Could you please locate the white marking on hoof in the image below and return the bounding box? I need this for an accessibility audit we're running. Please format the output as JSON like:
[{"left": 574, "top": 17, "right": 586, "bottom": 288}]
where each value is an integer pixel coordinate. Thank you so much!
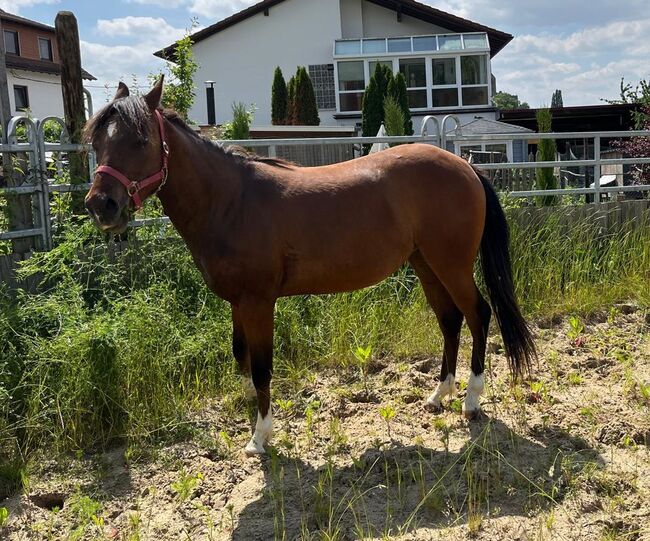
[
  {"left": 242, "top": 376, "right": 256, "bottom": 399},
  {"left": 463, "top": 372, "right": 485, "bottom": 419},
  {"left": 426, "top": 374, "right": 456, "bottom": 409},
  {"left": 245, "top": 409, "right": 273, "bottom": 457}
]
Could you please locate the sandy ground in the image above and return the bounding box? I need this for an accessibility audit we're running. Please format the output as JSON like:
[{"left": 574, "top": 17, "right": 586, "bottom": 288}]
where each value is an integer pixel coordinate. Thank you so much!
[{"left": 2, "top": 307, "right": 649, "bottom": 541}]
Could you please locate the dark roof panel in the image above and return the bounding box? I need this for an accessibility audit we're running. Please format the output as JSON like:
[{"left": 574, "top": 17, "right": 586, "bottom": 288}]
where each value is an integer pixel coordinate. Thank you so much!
[
  {"left": 0, "top": 9, "right": 55, "bottom": 32},
  {"left": 154, "top": 0, "right": 513, "bottom": 60},
  {"left": 6, "top": 54, "right": 96, "bottom": 81}
]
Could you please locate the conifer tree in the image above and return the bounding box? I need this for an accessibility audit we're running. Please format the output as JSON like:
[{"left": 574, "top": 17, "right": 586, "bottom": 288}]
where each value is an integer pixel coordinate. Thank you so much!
[{"left": 271, "top": 67, "right": 288, "bottom": 125}]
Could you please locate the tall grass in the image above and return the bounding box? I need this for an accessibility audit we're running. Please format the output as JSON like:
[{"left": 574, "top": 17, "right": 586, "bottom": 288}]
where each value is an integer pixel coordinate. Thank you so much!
[{"left": 0, "top": 204, "right": 648, "bottom": 488}]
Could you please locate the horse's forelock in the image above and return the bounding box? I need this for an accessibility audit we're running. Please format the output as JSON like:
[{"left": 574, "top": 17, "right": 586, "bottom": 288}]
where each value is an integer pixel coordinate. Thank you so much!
[{"left": 84, "top": 96, "right": 152, "bottom": 145}]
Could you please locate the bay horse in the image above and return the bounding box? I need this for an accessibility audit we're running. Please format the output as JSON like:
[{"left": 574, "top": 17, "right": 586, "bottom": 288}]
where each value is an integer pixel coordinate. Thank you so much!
[{"left": 84, "top": 78, "right": 535, "bottom": 456}]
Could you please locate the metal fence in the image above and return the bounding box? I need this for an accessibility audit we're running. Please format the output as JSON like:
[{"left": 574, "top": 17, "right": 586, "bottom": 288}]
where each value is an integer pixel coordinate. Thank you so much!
[{"left": 1, "top": 113, "right": 649, "bottom": 252}]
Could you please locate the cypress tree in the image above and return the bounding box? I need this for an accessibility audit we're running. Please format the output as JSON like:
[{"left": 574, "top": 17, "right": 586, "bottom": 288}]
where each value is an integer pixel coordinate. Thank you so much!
[
  {"left": 293, "top": 66, "right": 320, "bottom": 125},
  {"left": 362, "top": 64, "right": 393, "bottom": 152},
  {"left": 271, "top": 67, "right": 288, "bottom": 125},
  {"left": 551, "top": 89, "right": 564, "bottom": 108},
  {"left": 383, "top": 95, "right": 405, "bottom": 146},
  {"left": 388, "top": 72, "right": 413, "bottom": 135},
  {"left": 535, "top": 108, "right": 558, "bottom": 206},
  {"left": 287, "top": 75, "right": 297, "bottom": 125}
]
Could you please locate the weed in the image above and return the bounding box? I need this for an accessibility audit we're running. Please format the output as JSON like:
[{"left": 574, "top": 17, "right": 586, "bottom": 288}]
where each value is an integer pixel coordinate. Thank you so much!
[
  {"left": 568, "top": 315, "right": 585, "bottom": 341},
  {"left": 0, "top": 507, "right": 7, "bottom": 527},
  {"left": 379, "top": 404, "right": 396, "bottom": 440},
  {"left": 171, "top": 469, "right": 203, "bottom": 502},
  {"left": 354, "top": 345, "right": 372, "bottom": 397}
]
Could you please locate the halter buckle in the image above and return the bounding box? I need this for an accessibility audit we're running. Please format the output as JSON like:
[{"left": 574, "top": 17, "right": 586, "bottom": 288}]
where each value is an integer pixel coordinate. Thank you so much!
[{"left": 127, "top": 182, "right": 139, "bottom": 197}]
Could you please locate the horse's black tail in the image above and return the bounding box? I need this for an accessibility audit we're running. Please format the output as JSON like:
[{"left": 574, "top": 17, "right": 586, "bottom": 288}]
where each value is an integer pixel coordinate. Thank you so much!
[{"left": 474, "top": 166, "right": 536, "bottom": 378}]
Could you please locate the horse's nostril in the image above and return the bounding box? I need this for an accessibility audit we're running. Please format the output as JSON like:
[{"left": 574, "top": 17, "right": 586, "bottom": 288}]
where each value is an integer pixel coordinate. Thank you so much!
[{"left": 105, "top": 197, "right": 118, "bottom": 216}]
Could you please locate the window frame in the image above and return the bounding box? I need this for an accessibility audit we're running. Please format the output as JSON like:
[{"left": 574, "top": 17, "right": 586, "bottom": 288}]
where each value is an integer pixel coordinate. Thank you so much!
[
  {"left": 13, "top": 85, "right": 29, "bottom": 111},
  {"left": 455, "top": 141, "right": 513, "bottom": 163},
  {"left": 335, "top": 51, "right": 493, "bottom": 114},
  {"left": 38, "top": 37, "right": 53, "bottom": 61},
  {"left": 4, "top": 29, "right": 20, "bottom": 55}
]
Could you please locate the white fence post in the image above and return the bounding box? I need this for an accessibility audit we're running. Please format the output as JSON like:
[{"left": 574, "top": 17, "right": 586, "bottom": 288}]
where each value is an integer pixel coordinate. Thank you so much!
[{"left": 593, "top": 135, "right": 602, "bottom": 204}]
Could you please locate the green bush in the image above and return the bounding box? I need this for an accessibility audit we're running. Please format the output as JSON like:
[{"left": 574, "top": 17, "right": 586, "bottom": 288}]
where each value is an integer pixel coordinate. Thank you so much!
[
  {"left": 383, "top": 96, "right": 405, "bottom": 142},
  {"left": 535, "top": 108, "right": 558, "bottom": 206},
  {"left": 271, "top": 67, "right": 288, "bottom": 125}
]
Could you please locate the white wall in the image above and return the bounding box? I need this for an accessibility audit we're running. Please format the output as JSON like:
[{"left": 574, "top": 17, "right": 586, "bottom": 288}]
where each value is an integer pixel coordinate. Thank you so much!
[
  {"left": 190, "top": 0, "right": 342, "bottom": 126},
  {"left": 360, "top": 1, "right": 450, "bottom": 37},
  {"left": 7, "top": 70, "right": 64, "bottom": 119},
  {"left": 340, "top": 0, "right": 363, "bottom": 38}
]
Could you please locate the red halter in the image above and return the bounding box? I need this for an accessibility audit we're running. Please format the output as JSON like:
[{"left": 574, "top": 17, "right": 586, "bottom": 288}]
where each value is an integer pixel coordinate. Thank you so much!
[{"left": 94, "top": 109, "right": 170, "bottom": 211}]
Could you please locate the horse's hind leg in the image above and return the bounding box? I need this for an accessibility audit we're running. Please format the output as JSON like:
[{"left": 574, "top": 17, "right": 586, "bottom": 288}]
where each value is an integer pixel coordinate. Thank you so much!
[
  {"left": 231, "top": 305, "right": 256, "bottom": 399},
  {"left": 430, "top": 265, "right": 492, "bottom": 419},
  {"left": 410, "top": 252, "right": 463, "bottom": 411}
]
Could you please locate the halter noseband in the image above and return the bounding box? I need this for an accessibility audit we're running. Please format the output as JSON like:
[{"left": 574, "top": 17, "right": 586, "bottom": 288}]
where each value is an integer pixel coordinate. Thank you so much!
[{"left": 94, "top": 109, "right": 170, "bottom": 211}]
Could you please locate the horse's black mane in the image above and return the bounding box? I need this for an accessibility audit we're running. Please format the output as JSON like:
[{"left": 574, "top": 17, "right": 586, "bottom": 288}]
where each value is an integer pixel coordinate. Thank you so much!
[{"left": 83, "top": 95, "right": 295, "bottom": 169}]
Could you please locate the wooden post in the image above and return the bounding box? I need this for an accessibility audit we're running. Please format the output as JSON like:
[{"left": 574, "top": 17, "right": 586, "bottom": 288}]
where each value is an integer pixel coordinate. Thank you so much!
[
  {"left": 55, "top": 11, "right": 88, "bottom": 213},
  {"left": 0, "top": 18, "right": 36, "bottom": 255}
]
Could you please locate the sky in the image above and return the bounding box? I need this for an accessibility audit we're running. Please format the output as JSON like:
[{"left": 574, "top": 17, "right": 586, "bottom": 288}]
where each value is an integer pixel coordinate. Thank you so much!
[{"left": 1, "top": 0, "right": 649, "bottom": 110}]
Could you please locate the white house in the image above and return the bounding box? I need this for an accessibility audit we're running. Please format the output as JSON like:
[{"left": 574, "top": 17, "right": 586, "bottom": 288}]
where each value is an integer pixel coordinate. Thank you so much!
[
  {"left": 155, "top": 0, "right": 513, "bottom": 134},
  {"left": 1, "top": 9, "right": 95, "bottom": 119}
]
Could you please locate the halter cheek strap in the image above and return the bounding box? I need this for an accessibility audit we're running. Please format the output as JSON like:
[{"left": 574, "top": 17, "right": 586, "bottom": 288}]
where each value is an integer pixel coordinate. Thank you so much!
[{"left": 94, "top": 109, "right": 170, "bottom": 211}]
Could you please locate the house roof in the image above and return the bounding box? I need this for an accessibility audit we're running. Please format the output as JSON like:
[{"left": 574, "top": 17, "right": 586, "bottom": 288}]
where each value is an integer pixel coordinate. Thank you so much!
[
  {"left": 6, "top": 54, "right": 97, "bottom": 81},
  {"left": 0, "top": 10, "right": 96, "bottom": 80},
  {"left": 448, "top": 117, "right": 534, "bottom": 135},
  {"left": 0, "top": 8, "right": 55, "bottom": 32},
  {"left": 154, "top": 0, "right": 513, "bottom": 60},
  {"left": 499, "top": 104, "right": 641, "bottom": 133}
]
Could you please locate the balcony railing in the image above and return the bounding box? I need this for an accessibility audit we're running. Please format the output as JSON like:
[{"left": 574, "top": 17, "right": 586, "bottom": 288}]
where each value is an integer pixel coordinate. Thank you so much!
[{"left": 334, "top": 32, "right": 489, "bottom": 57}]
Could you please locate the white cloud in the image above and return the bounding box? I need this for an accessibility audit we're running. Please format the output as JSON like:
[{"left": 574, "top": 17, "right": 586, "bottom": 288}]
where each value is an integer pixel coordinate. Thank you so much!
[
  {"left": 97, "top": 16, "right": 185, "bottom": 38},
  {"left": 0, "top": 0, "right": 59, "bottom": 14},
  {"left": 187, "top": 0, "right": 256, "bottom": 20},
  {"left": 492, "top": 17, "right": 650, "bottom": 107}
]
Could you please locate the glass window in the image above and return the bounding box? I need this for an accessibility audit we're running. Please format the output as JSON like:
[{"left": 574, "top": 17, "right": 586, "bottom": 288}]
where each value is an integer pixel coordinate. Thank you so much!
[
  {"left": 407, "top": 89, "right": 428, "bottom": 109},
  {"left": 387, "top": 37, "right": 411, "bottom": 53},
  {"left": 462, "top": 87, "right": 489, "bottom": 106},
  {"left": 464, "top": 34, "right": 488, "bottom": 49},
  {"left": 439, "top": 35, "right": 462, "bottom": 51},
  {"left": 461, "top": 56, "right": 487, "bottom": 85},
  {"left": 362, "top": 39, "right": 386, "bottom": 54},
  {"left": 413, "top": 36, "right": 437, "bottom": 52},
  {"left": 38, "top": 37, "right": 52, "bottom": 61},
  {"left": 339, "top": 92, "right": 364, "bottom": 112},
  {"left": 432, "top": 88, "right": 459, "bottom": 107},
  {"left": 369, "top": 60, "right": 392, "bottom": 77},
  {"left": 14, "top": 85, "right": 28, "bottom": 110},
  {"left": 399, "top": 58, "right": 426, "bottom": 88},
  {"left": 432, "top": 58, "right": 456, "bottom": 86},
  {"left": 337, "top": 61, "right": 364, "bottom": 91},
  {"left": 335, "top": 40, "right": 360, "bottom": 55},
  {"left": 4, "top": 30, "right": 19, "bottom": 55}
]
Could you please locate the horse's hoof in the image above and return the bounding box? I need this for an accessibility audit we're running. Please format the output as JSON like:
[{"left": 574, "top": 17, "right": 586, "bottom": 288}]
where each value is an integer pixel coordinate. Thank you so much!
[
  {"left": 244, "top": 438, "right": 266, "bottom": 456},
  {"left": 463, "top": 407, "right": 483, "bottom": 421},
  {"left": 424, "top": 399, "right": 444, "bottom": 414}
]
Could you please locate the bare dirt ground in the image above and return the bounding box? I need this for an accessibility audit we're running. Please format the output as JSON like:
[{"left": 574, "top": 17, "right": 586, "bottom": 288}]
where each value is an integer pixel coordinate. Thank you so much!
[{"left": 3, "top": 307, "right": 650, "bottom": 541}]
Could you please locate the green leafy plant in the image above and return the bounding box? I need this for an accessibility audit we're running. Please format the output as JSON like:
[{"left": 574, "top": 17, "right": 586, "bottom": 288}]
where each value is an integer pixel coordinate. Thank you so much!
[
  {"left": 383, "top": 95, "right": 405, "bottom": 144},
  {"left": 379, "top": 404, "right": 396, "bottom": 440},
  {"left": 0, "top": 507, "right": 8, "bottom": 527},
  {"left": 221, "top": 102, "right": 255, "bottom": 140},
  {"left": 568, "top": 315, "right": 585, "bottom": 341},
  {"left": 171, "top": 469, "right": 203, "bottom": 502},
  {"left": 353, "top": 344, "right": 372, "bottom": 397},
  {"left": 535, "top": 108, "right": 558, "bottom": 206},
  {"left": 153, "top": 20, "right": 199, "bottom": 121}
]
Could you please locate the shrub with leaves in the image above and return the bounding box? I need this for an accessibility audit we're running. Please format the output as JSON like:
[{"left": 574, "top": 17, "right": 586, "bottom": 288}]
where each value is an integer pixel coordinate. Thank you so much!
[
  {"left": 383, "top": 96, "right": 405, "bottom": 144},
  {"left": 221, "top": 103, "right": 255, "bottom": 140}
]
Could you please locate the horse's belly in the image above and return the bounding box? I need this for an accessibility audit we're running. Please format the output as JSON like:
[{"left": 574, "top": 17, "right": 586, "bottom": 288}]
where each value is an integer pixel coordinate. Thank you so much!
[{"left": 279, "top": 246, "right": 410, "bottom": 296}]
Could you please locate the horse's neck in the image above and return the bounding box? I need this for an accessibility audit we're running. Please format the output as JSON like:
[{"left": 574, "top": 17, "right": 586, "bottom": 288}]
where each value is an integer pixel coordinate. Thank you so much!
[{"left": 157, "top": 123, "right": 243, "bottom": 244}]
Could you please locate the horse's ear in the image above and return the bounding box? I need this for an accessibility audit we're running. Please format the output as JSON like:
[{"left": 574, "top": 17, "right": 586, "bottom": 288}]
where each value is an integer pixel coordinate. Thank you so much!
[
  {"left": 114, "top": 82, "right": 129, "bottom": 100},
  {"left": 145, "top": 75, "right": 164, "bottom": 111}
]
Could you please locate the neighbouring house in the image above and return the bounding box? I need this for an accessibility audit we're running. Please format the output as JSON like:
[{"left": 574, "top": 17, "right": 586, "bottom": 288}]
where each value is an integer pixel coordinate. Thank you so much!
[
  {"left": 155, "top": 0, "right": 513, "bottom": 135},
  {"left": 1, "top": 9, "right": 96, "bottom": 119},
  {"left": 500, "top": 103, "right": 643, "bottom": 187}
]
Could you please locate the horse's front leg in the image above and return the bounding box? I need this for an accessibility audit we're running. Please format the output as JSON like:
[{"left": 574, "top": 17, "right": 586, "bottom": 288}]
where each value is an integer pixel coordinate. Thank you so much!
[
  {"left": 231, "top": 304, "right": 255, "bottom": 399},
  {"left": 237, "top": 298, "right": 276, "bottom": 456}
]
